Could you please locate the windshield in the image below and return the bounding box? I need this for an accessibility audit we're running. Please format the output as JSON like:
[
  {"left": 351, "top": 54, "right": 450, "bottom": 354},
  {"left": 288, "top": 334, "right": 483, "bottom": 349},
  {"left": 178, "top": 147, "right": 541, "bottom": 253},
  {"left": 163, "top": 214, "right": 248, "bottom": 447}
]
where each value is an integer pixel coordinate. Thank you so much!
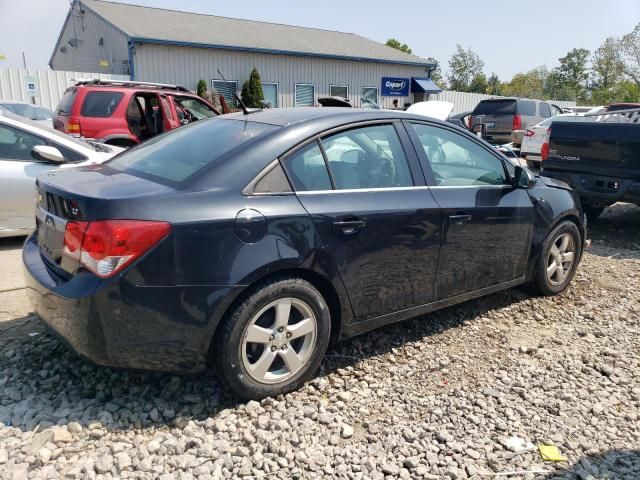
[
  {"left": 174, "top": 97, "right": 218, "bottom": 121},
  {"left": 108, "top": 118, "right": 277, "bottom": 183}
]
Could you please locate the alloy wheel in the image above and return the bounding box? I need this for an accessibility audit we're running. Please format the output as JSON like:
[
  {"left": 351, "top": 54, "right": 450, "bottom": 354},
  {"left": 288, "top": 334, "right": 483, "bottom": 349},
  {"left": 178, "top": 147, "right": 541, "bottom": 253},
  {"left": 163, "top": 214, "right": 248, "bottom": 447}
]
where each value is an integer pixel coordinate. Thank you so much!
[
  {"left": 546, "top": 233, "right": 576, "bottom": 286},
  {"left": 241, "top": 298, "right": 317, "bottom": 384}
]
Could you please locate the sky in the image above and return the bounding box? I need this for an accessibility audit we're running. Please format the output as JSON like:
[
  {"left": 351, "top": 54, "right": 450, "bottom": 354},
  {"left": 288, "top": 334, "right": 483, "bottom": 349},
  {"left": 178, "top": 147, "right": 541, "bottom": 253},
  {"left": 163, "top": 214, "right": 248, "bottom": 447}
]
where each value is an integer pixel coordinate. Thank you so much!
[{"left": 0, "top": 0, "right": 638, "bottom": 81}]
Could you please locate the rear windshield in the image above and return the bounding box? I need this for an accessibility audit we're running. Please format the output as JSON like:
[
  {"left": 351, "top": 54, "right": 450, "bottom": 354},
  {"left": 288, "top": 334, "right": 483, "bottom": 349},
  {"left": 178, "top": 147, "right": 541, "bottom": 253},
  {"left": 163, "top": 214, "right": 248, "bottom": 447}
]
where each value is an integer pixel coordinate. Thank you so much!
[
  {"left": 517, "top": 100, "right": 536, "bottom": 116},
  {"left": 473, "top": 99, "right": 516, "bottom": 115},
  {"left": 108, "top": 118, "right": 278, "bottom": 183},
  {"left": 80, "top": 91, "right": 124, "bottom": 117},
  {"left": 55, "top": 89, "right": 77, "bottom": 115}
]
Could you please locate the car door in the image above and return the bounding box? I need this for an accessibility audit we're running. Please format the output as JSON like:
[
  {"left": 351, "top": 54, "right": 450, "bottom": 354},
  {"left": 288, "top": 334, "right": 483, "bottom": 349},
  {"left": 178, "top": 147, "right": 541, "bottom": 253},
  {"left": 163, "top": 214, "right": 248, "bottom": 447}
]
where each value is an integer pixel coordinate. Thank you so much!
[
  {"left": 0, "top": 123, "right": 57, "bottom": 233},
  {"left": 405, "top": 121, "right": 535, "bottom": 300},
  {"left": 282, "top": 121, "right": 442, "bottom": 321}
]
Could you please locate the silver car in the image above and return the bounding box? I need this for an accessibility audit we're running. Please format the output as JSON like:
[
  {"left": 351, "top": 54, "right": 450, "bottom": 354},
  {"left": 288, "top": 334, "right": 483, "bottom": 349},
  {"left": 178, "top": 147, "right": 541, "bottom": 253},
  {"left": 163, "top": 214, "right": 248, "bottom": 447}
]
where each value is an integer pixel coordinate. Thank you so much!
[{"left": 0, "top": 110, "right": 122, "bottom": 238}]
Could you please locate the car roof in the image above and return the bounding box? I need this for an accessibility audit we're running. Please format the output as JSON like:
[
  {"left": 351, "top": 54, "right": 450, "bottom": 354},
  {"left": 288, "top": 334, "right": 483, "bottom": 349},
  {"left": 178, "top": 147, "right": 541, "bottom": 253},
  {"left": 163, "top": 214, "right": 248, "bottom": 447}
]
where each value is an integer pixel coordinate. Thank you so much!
[{"left": 223, "top": 107, "right": 441, "bottom": 127}]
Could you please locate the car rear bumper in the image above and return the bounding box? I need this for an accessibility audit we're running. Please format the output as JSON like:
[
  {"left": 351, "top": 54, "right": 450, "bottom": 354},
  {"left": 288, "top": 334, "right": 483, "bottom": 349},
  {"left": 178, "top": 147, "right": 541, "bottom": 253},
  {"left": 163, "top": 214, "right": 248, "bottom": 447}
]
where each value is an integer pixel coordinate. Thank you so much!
[
  {"left": 484, "top": 132, "right": 512, "bottom": 145},
  {"left": 541, "top": 170, "right": 640, "bottom": 206},
  {"left": 22, "top": 234, "right": 241, "bottom": 374}
]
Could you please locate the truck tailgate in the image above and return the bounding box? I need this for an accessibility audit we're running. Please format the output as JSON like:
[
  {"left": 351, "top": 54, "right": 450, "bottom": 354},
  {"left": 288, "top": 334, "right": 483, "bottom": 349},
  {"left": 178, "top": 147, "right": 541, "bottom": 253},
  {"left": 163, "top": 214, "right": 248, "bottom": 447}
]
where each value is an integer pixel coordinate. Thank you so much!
[{"left": 545, "top": 122, "right": 640, "bottom": 179}]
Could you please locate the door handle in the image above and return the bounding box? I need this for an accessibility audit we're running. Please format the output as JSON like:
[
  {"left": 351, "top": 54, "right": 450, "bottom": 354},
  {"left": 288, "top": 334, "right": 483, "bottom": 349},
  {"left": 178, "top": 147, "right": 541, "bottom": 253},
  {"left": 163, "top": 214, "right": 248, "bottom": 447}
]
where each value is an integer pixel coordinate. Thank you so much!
[
  {"left": 333, "top": 219, "right": 366, "bottom": 234},
  {"left": 449, "top": 214, "right": 472, "bottom": 226}
]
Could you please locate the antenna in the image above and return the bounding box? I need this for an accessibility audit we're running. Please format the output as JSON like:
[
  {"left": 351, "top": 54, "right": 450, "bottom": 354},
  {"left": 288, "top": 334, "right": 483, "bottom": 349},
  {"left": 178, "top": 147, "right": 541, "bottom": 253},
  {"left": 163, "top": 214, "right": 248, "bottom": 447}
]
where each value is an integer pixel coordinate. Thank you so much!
[{"left": 217, "top": 69, "right": 250, "bottom": 115}]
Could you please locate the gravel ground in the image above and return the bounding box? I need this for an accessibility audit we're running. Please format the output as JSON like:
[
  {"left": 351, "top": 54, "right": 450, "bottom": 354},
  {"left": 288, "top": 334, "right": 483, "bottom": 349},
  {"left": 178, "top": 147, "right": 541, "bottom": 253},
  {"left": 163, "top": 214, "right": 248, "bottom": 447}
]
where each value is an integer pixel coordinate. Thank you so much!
[{"left": 1, "top": 204, "right": 639, "bottom": 480}]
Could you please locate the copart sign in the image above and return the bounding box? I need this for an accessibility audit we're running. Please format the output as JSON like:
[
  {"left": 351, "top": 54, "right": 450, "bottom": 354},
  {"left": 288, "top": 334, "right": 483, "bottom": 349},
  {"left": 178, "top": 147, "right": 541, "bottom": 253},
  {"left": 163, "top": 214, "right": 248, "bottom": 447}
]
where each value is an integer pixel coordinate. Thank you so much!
[{"left": 381, "top": 77, "right": 410, "bottom": 97}]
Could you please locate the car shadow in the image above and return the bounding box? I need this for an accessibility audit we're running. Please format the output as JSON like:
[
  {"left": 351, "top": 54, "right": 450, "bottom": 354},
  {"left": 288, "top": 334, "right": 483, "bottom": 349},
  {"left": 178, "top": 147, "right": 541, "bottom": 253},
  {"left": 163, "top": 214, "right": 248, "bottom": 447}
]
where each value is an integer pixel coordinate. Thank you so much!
[
  {"left": 0, "top": 236, "right": 26, "bottom": 252},
  {"left": 587, "top": 203, "right": 640, "bottom": 257},
  {"left": 541, "top": 450, "right": 640, "bottom": 479},
  {"left": 0, "top": 286, "right": 530, "bottom": 433}
]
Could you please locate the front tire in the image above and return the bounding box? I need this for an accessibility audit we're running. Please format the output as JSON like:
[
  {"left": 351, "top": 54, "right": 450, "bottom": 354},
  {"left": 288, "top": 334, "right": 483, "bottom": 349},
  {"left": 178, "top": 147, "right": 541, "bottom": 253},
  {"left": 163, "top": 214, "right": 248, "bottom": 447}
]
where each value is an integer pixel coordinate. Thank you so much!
[
  {"left": 532, "top": 221, "right": 582, "bottom": 296},
  {"left": 214, "top": 277, "right": 331, "bottom": 399}
]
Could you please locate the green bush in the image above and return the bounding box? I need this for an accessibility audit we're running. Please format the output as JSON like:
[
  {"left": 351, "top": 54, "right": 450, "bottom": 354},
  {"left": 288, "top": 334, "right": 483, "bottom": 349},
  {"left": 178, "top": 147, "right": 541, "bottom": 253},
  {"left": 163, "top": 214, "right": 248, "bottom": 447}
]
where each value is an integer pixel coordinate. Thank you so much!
[
  {"left": 197, "top": 79, "right": 208, "bottom": 98},
  {"left": 240, "top": 68, "right": 265, "bottom": 108}
]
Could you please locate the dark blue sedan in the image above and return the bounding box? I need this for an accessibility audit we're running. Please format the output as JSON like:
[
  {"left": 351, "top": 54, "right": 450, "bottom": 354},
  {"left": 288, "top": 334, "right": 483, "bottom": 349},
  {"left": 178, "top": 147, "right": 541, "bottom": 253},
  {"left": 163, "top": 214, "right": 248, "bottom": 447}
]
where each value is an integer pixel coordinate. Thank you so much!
[{"left": 23, "top": 108, "right": 585, "bottom": 399}]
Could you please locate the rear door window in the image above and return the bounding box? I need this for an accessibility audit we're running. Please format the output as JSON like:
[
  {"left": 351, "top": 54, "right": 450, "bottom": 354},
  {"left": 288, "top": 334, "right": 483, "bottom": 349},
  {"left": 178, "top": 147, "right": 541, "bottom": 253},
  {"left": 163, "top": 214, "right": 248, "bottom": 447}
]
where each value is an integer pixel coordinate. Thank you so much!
[
  {"left": 473, "top": 100, "right": 516, "bottom": 115},
  {"left": 80, "top": 91, "right": 124, "bottom": 117},
  {"left": 321, "top": 124, "right": 414, "bottom": 189},
  {"left": 55, "top": 89, "right": 77, "bottom": 115},
  {"left": 108, "top": 118, "right": 277, "bottom": 183},
  {"left": 539, "top": 103, "right": 551, "bottom": 118},
  {"left": 517, "top": 101, "right": 537, "bottom": 116}
]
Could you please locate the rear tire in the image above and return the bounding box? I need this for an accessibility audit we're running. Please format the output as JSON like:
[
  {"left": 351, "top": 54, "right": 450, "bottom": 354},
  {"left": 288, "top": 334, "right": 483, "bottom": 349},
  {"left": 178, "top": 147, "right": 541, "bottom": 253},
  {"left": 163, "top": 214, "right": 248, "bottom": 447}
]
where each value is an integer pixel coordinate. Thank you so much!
[
  {"left": 214, "top": 277, "right": 331, "bottom": 399},
  {"left": 532, "top": 221, "right": 581, "bottom": 296}
]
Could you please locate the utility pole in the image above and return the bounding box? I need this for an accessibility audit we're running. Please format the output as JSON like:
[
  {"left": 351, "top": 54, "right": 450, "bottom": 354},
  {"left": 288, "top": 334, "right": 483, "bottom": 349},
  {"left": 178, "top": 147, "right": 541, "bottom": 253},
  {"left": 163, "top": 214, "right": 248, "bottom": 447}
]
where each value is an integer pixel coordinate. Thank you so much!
[{"left": 22, "top": 52, "right": 27, "bottom": 69}]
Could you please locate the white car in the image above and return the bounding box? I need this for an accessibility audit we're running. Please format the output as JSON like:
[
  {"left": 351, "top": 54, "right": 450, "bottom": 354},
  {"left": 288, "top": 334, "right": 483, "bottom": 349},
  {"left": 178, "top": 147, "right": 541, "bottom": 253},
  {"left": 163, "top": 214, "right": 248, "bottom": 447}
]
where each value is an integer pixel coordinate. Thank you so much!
[
  {"left": 0, "top": 110, "right": 122, "bottom": 238},
  {"left": 0, "top": 100, "right": 54, "bottom": 128},
  {"left": 520, "top": 113, "right": 584, "bottom": 167}
]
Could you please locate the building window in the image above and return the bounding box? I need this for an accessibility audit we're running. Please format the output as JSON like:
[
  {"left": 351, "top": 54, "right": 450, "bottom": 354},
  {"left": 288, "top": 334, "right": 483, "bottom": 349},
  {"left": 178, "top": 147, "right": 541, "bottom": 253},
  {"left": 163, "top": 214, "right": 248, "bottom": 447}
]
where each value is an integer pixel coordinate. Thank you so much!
[
  {"left": 361, "top": 87, "right": 379, "bottom": 108},
  {"left": 295, "top": 84, "right": 315, "bottom": 107},
  {"left": 329, "top": 85, "right": 349, "bottom": 99},
  {"left": 212, "top": 80, "right": 238, "bottom": 107},
  {"left": 261, "top": 82, "right": 278, "bottom": 108}
]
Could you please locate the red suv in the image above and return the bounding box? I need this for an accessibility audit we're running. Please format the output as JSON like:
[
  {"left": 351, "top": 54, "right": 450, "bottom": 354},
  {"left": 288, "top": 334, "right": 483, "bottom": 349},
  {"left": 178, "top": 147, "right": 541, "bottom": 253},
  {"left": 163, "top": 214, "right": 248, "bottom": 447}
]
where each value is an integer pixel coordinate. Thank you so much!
[{"left": 53, "top": 80, "right": 223, "bottom": 147}]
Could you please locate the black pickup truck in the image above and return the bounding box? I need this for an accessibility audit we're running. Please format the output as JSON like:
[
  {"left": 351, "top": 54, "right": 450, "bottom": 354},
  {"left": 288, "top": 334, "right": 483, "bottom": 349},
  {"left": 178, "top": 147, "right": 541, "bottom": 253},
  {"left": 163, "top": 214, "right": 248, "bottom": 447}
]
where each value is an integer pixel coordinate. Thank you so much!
[{"left": 540, "top": 108, "right": 640, "bottom": 219}]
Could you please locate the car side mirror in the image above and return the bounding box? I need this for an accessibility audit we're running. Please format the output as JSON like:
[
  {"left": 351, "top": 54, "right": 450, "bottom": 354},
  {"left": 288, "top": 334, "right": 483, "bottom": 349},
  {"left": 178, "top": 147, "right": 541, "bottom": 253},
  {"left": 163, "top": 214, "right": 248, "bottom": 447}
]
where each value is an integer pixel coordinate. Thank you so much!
[
  {"left": 514, "top": 165, "right": 536, "bottom": 189},
  {"left": 32, "top": 145, "right": 64, "bottom": 164},
  {"left": 472, "top": 123, "right": 486, "bottom": 139}
]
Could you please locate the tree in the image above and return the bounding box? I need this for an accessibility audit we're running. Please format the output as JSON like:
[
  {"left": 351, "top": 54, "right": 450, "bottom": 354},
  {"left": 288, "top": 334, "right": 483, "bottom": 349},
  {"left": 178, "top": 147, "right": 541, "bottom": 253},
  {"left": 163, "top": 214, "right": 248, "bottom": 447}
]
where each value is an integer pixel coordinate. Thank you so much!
[
  {"left": 621, "top": 23, "right": 640, "bottom": 86},
  {"left": 196, "top": 79, "right": 208, "bottom": 98},
  {"left": 469, "top": 73, "right": 488, "bottom": 94},
  {"left": 385, "top": 38, "right": 412, "bottom": 55},
  {"left": 240, "top": 67, "right": 265, "bottom": 108},
  {"left": 557, "top": 48, "right": 591, "bottom": 101},
  {"left": 591, "top": 37, "right": 625, "bottom": 104},
  {"left": 426, "top": 57, "right": 445, "bottom": 87},
  {"left": 501, "top": 67, "right": 547, "bottom": 99},
  {"left": 487, "top": 73, "right": 501, "bottom": 95},
  {"left": 447, "top": 44, "right": 484, "bottom": 92}
]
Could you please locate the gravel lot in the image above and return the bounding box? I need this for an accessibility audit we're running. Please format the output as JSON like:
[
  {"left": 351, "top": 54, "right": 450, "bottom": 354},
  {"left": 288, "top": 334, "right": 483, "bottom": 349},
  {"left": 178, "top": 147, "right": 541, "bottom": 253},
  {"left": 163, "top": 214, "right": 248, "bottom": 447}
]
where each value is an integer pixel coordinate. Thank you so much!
[{"left": 1, "top": 203, "right": 639, "bottom": 480}]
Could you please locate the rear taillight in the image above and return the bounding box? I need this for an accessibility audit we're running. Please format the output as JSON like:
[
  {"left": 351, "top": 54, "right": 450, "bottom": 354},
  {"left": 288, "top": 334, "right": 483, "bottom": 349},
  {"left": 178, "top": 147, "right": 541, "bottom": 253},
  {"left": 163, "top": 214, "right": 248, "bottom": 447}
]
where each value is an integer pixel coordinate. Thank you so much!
[
  {"left": 513, "top": 114, "right": 522, "bottom": 131},
  {"left": 63, "top": 220, "right": 171, "bottom": 278},
  {"left": 468, "top": 116, "right": 474, "bottom": 130},
  {"left": 525, "top": 129, "right": 535, "bottom": 137},
  {"left": 67, "top": 117, "right": 82, "bottom": 137},
  {"left": 541, "top": 128, "right": 551, "bottom": 161}
]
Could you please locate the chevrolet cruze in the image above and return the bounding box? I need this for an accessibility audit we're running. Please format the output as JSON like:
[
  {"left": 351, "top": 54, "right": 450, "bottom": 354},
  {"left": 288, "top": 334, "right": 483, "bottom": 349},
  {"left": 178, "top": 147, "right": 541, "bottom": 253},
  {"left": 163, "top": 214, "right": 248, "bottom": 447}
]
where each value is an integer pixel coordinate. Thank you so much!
[{"left": 23, "top": 108, "right": 585, "bottom": 399}]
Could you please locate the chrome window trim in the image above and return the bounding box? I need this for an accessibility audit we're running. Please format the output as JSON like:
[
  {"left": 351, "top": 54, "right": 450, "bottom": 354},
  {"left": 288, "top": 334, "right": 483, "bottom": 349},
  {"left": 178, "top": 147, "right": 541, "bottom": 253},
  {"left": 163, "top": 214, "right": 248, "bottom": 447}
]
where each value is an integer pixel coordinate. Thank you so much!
[{"left": 295, "top": 184, "right": 512, "bottom": 195}]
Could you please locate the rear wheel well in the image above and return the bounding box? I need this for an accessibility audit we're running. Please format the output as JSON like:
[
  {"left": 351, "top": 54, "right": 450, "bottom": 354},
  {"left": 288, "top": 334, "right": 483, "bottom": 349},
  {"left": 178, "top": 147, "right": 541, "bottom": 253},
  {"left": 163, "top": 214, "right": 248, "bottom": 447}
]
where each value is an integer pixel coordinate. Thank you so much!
[{"left": 211, "top": 269, "right": 343, "bottom": 355}]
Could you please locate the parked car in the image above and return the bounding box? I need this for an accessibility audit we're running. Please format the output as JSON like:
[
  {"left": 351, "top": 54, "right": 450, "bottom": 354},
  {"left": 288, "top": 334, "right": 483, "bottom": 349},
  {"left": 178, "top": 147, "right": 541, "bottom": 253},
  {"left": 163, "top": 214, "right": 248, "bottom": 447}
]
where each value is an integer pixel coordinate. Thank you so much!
[
  {"left": 0, "top": 101, "right": 54, "bottom": 127},
  {"left": 24, "top": 108, "right": 585, "bottom": 399},
  {"left": 469, "top": 98, "right": 564, "bottom": 147},
  {"left": 520, "top": 113, "right": 584, "bottom": 168},
  {"left": 0, "top": 109, "right": 121, "bottom": 238},
  {"left": 53, "top": 80, "right": 222, "bottom": 147},
  {"left": 447, "top": 110, "right": 472, "bottom": 130},
  {"left": 541, "top": 107, "right": 640, "bottom": 219}
]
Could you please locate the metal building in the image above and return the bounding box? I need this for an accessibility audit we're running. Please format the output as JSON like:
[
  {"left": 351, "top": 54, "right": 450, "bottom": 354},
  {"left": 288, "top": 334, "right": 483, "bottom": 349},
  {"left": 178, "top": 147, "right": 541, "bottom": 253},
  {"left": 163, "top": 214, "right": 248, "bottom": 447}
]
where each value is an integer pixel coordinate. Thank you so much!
[{"left": 51, "top": 0, "right": 441, "bottom": 109}]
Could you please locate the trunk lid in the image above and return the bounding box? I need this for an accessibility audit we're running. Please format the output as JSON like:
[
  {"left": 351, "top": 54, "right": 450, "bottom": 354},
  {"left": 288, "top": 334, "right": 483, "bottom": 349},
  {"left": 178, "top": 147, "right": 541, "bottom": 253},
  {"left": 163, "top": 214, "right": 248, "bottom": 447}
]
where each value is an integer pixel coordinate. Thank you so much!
[{"left": 35, "top": 164, "right": 175, "bottom": 276}]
